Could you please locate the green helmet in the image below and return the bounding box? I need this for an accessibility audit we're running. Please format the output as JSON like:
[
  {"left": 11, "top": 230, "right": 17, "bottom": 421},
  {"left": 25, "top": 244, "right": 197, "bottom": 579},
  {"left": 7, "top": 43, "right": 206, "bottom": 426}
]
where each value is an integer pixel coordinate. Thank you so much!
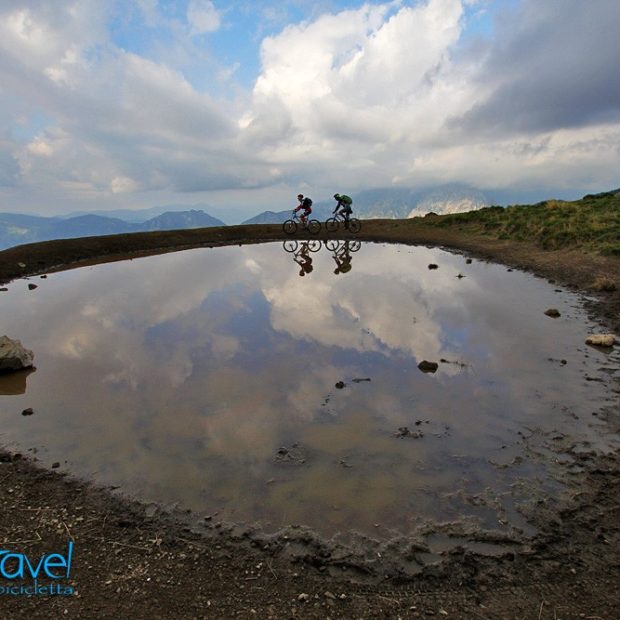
[{"left": 334, "top": 193, "right": 340, "bottom": 199}]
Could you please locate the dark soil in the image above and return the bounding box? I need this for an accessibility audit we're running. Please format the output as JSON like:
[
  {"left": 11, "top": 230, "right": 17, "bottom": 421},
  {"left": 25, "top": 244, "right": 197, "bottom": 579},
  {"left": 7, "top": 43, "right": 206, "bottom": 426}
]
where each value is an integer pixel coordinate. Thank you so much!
[{"left": 1, "top": 222, "right": 619, "bottom": 618}]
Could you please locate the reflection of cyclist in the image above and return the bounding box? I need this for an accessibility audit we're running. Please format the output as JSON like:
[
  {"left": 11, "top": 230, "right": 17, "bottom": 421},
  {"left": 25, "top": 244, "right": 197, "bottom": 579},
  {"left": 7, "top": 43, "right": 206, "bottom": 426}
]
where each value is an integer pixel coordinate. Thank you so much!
[
  {"left": 294, "top": 242, "right": 314, "bottom": 276},
  {"left": 333, "top": 193, "right": 353, "bottom": 224},
  {"left": 333, "top": 242, "right": 353, "bottom": 275},
  {"left": 294, "top": 194, "right": 313, "bottom": 227}
]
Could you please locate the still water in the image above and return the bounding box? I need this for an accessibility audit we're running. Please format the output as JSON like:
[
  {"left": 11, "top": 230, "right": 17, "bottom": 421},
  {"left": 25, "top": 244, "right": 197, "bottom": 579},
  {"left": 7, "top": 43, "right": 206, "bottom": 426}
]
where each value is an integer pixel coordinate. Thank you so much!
[{"left": 0, "top": 242, "right": 617, "bottom": 538}]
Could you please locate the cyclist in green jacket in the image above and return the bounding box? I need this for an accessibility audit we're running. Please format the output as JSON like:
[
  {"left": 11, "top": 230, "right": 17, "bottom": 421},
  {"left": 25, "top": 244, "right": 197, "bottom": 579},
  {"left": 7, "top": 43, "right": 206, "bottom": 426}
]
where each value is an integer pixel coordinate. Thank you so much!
[{"left": 333, "top": 193, "right": 353, "bottom": 224}]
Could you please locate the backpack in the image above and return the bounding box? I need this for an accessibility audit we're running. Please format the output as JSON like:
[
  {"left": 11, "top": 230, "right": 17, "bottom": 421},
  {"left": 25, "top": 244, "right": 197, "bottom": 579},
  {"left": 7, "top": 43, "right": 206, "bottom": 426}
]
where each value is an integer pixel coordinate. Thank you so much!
[
  {"left": 339, "top": 195, "right": 352, "bottom": 205},
  {"left": 302, "top": 197, "right": 313, "bottom": 208}
]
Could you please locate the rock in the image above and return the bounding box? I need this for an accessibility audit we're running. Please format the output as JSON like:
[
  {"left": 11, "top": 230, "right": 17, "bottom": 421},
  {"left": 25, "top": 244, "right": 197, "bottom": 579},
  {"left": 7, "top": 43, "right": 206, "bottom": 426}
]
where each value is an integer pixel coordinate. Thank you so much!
[
  {"left": 418, "top": 360, "right": 439, "bottom": 373},
  {"left": 297, "top": 593, "right": 310, "bottom": 602},
  {"left": 21, "top": 408, "right": 34, "bottom": 416},
  {"left": 544, "top": 308, "right": 561, "bottom": 317},
  {"left": 0, "top": 288, "right": 7, "bottom": 292},
  {"left": 52, "top": 462, "right": 60, "bottom": 469},
  {"left": 456, "top": 273, "right": 465, "bottom": 279},
  {"left": 428, "top": 264, "right": 439, "bottom": 270},
  {"left": 585, "top": 334, "right": 616, "bottom": 347},
  {"left": 0, "top": 336, "right": 34, "bottom": 373},
  {"left": 466, "top": 258, "right": 472, "bottom": 264},
  {"left": 424, "top": 212, "right": 438, "bottom": 218},
  {"left": 351, "top": 377, "right": 371, "bottom": 383},
  {"left": 335, "top": 381, "right": 345, "bottom": 389},
  {"left": 40, "top": 275, "right": 48, "bottom": 279},
  {"left": 592, "top": 276, "right": 616, "bottom": 292},
  {"left": 28, "top": 283, "right": 38, "bottom": 291},
  {"left": 17, "top": 262, "right": 26, "bottom": 268}
]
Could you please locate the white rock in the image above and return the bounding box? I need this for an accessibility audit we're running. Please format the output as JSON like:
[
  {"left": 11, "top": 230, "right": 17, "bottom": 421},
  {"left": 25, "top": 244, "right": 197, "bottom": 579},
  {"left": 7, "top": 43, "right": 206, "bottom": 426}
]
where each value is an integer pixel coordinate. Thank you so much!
[
  {"left": 0, "top": 336, "right": 34, "bottom": 372},
  {"left": 585, "top": 334, "right": 616, "bottom": 347}
]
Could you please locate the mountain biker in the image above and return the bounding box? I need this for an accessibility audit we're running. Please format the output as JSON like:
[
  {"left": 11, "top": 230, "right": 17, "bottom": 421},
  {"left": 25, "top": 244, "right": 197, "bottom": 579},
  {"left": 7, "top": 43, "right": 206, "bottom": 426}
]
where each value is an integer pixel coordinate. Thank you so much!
[
  {"left": 333, "top": 242, "right": 353, "bottom": 275},
  {"left": 294, "top": 194, "right": 313, "bottom": 227},
  {"left": 294, "top": 242, "right": 314, "bottom": 276},
  {"left": 333, "top": 193, "right": 353, "bottom": 224}
]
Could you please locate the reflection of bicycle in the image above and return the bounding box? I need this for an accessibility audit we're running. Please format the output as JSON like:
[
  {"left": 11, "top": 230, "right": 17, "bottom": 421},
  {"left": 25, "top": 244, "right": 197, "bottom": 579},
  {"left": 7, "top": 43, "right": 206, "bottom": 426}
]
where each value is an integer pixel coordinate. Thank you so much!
[
  {"left": 324, "top": 239, "right": 361, "bottom": 253},
  {"left": 283, "top": 212, "right": 321, "bottom": 235},
  {"left": 325, "top": 212, "right": 361, "bottom": 234},
  {"left": 283, "top": 239, "right": 322, "bottom": 253}
]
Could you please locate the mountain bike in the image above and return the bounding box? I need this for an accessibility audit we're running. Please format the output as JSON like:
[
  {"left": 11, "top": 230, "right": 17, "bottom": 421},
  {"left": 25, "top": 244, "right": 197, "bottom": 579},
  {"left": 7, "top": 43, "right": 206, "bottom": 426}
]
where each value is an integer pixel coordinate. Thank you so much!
[
  {"left": 324, "top": 239, "right": 361, "bottom": 252},
  {"left": 283, "top": 212, "right": 321, "bottom": 235},
  {"left": 325, "top": 212, "right": 361, "bottom": 234},
  {"left": 283, "top": 239, "right": 322, "bottom": 253}
]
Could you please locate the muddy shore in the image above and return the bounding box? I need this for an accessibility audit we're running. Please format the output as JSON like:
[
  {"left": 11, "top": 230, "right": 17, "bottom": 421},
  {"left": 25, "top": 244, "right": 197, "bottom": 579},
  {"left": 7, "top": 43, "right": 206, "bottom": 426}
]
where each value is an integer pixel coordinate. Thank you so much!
[{"left": 1, "top": 221, "right": 619, "bottom": 619}]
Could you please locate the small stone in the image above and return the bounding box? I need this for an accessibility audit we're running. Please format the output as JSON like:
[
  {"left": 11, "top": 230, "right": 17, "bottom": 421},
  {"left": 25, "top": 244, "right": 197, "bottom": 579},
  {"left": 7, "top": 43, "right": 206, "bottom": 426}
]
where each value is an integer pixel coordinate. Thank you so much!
[
  {"left": 18, "top": 262, "right": 26, "bottom": 268},
  {"left": 0, "top": 288, "right": 7, "bottom": 292},
  {"left": 298, "top": 593, "right": 310, "bottom": 602},
  {"left": 585, "top": 334, "right": 616, "bottom": 347},
  {"left": 456, "top": 273, "right": 465, "bottom": 279},
  {"left": 335, "top": 381, "right": 345, "bottom": 389},
  {"left": 52, "top": 462, "right": 60, "bottom": 469},
  {"left": 544, "top": 308, "right": 561, "bottom": 317},
  {"left": 465, "top": 258, "right": 472, "bottom": 264},
  {"left": 21, "top": 408, "right": 34, "bottom": 416},
  {"left": 428, "top": 264, "right": 439, "bottom": 270},
  {"left": 418, "top": 360, "right": 439, "bottom": 373},
  {"left": 28, "top": 283, "right": 38, "bottom": 291},
  {"left": 324, "top": 591, "right": 336, "bottom": 600}
]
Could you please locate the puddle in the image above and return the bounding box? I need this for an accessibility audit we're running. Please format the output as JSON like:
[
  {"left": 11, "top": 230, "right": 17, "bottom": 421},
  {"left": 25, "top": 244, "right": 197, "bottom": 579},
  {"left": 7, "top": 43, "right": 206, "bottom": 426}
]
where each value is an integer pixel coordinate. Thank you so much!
[{"left": 0, "top": 242, "right": 618, "bottom": 550}]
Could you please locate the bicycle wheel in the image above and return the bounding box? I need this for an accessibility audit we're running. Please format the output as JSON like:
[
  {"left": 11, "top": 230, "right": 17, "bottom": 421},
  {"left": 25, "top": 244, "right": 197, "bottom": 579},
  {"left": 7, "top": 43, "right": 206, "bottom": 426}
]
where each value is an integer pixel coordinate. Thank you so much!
[
  {"left": 347, "top": 218, "right": 361, "bottom": 234},
  {"left": 307, "top": 219, "right": 321, "bottom": 235},
  {"left": 307, "top": 239, "right": 322, "bottom": 252},
  {"left": 324, "top": 239, "right": 340, "bottom": 252},
  {"left": 283, "top": 219, "right": 297, "bottom": 235},
  {"left": 348, "top": 240, "right": 361, "bottom": 252},
  {"left": 325, "top": 218, "right": 339, "bottom": 233},
  {"left": 283, "top": 239, "right": 298, "bottom": 253}
]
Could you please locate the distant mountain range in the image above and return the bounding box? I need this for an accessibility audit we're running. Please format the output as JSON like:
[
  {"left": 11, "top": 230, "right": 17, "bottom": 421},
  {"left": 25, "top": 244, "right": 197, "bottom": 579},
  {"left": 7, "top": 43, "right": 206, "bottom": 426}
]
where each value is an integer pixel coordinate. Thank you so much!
[{"left": 0, "top": 210, "right": 225, "bottom": 250}]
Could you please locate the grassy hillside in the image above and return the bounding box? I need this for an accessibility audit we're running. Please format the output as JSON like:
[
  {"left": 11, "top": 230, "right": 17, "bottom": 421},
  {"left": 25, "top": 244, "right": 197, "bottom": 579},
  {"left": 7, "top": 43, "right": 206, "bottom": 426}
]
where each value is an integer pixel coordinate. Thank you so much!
[{"left": 426, "top": 190, "right": 620, "bottom": 255}]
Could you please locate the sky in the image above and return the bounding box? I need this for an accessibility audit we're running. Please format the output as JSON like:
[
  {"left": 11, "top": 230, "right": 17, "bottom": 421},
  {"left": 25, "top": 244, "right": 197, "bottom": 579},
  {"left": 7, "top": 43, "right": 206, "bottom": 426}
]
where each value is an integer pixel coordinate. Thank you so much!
[{"left": 1, "top": 0, "right": 619, "bottom": 222}]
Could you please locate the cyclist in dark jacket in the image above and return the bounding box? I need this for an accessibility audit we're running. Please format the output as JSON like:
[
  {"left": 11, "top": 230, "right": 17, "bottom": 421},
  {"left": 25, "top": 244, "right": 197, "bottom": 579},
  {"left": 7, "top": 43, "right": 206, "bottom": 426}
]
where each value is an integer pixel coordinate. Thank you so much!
[
  {"left": 333, "top": 193, "right": 353, "bottom": 223},
  {"left": 294, "top": 194, "right": 313, "bottom": 227}
]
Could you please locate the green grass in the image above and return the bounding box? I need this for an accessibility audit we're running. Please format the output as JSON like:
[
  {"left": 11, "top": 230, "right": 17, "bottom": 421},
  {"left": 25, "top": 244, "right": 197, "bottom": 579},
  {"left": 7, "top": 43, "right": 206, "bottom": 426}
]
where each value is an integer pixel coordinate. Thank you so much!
[{"left": 425, "top": 190, "right": 620, "bottom": 255}]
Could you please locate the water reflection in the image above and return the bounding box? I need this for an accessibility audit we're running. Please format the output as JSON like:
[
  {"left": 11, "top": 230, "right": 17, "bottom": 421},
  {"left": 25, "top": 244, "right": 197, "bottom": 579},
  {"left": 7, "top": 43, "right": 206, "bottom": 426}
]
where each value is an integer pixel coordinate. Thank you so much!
[
  {"left": 0, "top": 243, "right": 617, "bottom": 538},
  {"left": 0, "top": 368, "right": 35, "bottom": 395}
]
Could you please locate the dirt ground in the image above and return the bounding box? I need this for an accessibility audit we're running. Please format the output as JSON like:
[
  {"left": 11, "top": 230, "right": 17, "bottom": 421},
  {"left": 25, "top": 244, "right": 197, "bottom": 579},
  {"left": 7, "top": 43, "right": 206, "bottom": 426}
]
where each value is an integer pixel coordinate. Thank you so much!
[{"left": 0, "top": 221, "right": 619, "bottom": 619}]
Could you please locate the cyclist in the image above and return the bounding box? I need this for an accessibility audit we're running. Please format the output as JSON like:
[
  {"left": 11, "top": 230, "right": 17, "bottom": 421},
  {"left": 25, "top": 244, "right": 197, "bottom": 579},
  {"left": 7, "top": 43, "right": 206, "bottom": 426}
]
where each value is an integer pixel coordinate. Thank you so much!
[
  {"left": 294, "top": 194, "right": 313, "bottom": 227},
  {"left": 333, "top": 242, "right": 353, "bottom": 275},
  {"left": 333, "top": 193, "right": 353, "bottom": 226},
  {"left": 294, "top": 242, "right": 314, "bottom": 276}
]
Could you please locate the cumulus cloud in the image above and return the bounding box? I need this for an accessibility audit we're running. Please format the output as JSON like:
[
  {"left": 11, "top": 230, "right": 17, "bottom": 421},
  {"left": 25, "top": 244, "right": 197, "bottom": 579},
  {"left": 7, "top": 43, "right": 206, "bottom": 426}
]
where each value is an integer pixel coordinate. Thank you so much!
[{"left": 1, "top": 0, "right": 619, "bottom": 214}]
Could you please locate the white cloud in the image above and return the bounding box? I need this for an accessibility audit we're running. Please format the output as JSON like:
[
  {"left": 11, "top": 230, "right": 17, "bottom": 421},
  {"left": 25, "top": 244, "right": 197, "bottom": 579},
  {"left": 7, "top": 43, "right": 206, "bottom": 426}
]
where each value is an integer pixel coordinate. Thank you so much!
[
  {"left": 1, "top": 0, "right": 619, "bottom": 215},
  {"left": 187, "top": 0, "right": 221, "bottom": 35}
]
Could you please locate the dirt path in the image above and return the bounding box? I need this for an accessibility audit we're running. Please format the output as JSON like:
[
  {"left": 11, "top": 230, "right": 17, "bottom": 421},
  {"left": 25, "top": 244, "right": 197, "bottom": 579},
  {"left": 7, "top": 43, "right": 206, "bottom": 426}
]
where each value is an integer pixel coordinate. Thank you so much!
[{"left": 1, "top": 222, "right": 619, "bottom": 618}]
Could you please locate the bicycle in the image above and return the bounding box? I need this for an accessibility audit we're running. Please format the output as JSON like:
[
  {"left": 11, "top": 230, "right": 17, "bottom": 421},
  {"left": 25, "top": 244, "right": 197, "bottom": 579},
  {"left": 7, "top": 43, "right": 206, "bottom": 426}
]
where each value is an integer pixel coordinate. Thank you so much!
[
  {"left": 283, "top": 212, "right": 321, "bottom": 235},
  {"left": 324, "top": 239, "right": 361, "bottom": 253},
  {"left": 283, "top": 239, "right": 322, "bottom": 253},
  {"left": 325, "top": 212, "right": 361, "bottom": 234}
]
